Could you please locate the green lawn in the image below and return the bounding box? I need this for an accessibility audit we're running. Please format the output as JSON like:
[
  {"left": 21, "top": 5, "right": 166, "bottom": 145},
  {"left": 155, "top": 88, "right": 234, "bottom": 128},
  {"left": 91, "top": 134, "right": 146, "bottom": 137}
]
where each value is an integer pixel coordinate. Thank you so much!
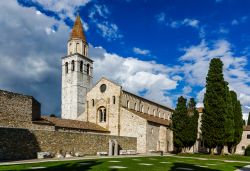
[{"left": 0, "top": 156, "right": 248, "bottom": 171}]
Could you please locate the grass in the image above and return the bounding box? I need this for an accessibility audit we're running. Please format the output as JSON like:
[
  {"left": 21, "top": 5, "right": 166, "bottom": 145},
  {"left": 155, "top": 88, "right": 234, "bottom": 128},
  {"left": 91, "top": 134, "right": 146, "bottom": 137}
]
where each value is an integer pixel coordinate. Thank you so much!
[
  {"left": 178, "top": 153, "right": 250, "bottom": 161},
  {"left": 0, "top": 155, "right": 249, "bottom": 171}
]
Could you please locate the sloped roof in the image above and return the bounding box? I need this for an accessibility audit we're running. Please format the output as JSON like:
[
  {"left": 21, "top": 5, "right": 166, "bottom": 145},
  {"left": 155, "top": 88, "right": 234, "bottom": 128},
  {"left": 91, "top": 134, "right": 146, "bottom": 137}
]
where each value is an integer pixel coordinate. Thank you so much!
[
  {"left": 124, "top": 107, "right": 171, "bottom": 126},
  {"left": 35, "top": 116, "right": 109, "bottom": 133},
  {"left": 69, "top": 15, "right": 87, "bottom": 41},
  {"left": 244, "top": 125, "right": 250, "bottom": 131}
]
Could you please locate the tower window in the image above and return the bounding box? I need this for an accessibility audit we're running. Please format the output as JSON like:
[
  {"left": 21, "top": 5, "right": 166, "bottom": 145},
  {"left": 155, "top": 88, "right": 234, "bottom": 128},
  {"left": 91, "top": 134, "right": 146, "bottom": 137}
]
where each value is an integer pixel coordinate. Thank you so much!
[
  {"left": 65, "top": 62, "right": 68, "bottom": 74},
  {"left": 92, "top": 99, "right": 94, "bottom": 107},
  {"left": 80, "top": 61, "right": 83, "bottom": 72},
  {"left": 86, "top": 64, "right": 90, "bottom": 75},
  {"left": 99, "top": 107, "right": 106, "bottom": 122},
  {"left": 134, "top": 103, "right": 137, "bottom": 110},
  {"left": 71, "top": 60, "right": 75, "bottom": 71},
  {"left": 113, "top": 96, "right": 116, "bottom": 104},
  {"left": 76, "top": 43, "right": 80, "bottom": 53},
  {"left": 83, "top": 45, "right": 86, "bottom": 56},
  {"left": 153, "top": 109, "right": 156, "bottom": 116}
]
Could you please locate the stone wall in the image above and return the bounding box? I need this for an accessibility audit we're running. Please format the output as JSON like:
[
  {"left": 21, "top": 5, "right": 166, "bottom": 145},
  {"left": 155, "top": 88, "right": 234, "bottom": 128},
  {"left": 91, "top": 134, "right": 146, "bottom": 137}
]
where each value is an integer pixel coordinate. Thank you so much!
[
  {"left": 120, "top": 108, "right": 147, "bottom": 153},
  {"left": 0, "top": 90, "right": 40, "bottom": 126},
  {"left": 235, "top": 130, "right": 250, "bottom": 155},
  {"left": 0, "top": 127, "right": 136, "bottom": 161}
]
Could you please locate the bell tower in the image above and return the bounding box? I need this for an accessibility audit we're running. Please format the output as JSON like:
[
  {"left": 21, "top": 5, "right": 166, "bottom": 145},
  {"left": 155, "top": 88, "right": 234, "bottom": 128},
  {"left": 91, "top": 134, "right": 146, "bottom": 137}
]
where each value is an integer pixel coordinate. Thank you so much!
[{"left": 61, "top": 15, "right": 93, "bottom": 120}]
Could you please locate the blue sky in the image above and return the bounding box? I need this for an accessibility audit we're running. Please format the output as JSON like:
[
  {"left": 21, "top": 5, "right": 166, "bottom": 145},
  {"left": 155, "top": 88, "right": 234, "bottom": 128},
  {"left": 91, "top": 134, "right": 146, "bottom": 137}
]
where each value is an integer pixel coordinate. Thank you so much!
[{"left": 0, "top": 0, "right": 250, "bottom": 120}]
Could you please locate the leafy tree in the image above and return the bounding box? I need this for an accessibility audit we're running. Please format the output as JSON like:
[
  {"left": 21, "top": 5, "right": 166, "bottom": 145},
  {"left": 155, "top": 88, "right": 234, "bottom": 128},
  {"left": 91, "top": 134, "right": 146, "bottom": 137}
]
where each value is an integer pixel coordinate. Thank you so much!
[
  {"left": 172, "top": 96, "right": 188, "bottom": 153},
  {"left": 248, "top": 112, "right": 250, "bottom": 125},
  {"left": 202, "top": 58, "right": 227, "bottom": 154}
]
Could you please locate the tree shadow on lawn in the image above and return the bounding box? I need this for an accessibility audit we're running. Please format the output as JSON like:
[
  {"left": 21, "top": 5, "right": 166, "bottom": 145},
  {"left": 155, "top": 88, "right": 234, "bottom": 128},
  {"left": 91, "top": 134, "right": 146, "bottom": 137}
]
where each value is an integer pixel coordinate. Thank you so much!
[
  {"left": 169, "top": 162, "right": 220, "bottom": 171},
  {"left": 3, "top": 160, "right": 103, "bottom": 171}
]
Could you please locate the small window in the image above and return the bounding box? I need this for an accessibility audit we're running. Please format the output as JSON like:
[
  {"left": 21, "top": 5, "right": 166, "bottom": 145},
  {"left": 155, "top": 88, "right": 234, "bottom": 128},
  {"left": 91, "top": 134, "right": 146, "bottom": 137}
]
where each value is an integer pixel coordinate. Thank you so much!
[
  {"left": 134, "top": 103, "right": 137, "bottom": 110},
  {"left": 80, "top": 61, "right": 83, "bottom": 72},
  {"left": 71, "top": 60, "right": 75, "bottom": 71},
  {"left": 113, "top": 96, "right": 116, "bottom": 104},
  {"left": 247, "top": 134, "right": 250, "bottom": 139},
  {"left": 147, "top": 107, "right": 150, "bottom": 114},
  {"left": 242, "top": 146, "right": 245, "bottom": 150},
  {"left": 86, "top": 64, "right": 90, "bottom": 75},
  {"left": 92, "top": 99, "right": 94, "bottom": 107},
  {"left": 65, "top": 62, "right": 68, "bottom": 74}
]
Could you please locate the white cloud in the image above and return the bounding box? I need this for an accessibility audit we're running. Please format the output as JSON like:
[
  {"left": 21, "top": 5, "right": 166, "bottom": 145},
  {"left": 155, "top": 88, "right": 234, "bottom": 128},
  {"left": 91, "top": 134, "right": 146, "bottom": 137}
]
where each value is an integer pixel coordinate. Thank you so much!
[
  {"left": 231, "top": 16, "right": 248, "bottom": 26},
  {"left": 96, "top": 22, "right": 123, "bottom": 41},
  {"left": 89, "top": 4, "right": 122, "bottom": 41},
  {"left": 155, "top": 12, "right": 166, "bottom": 23},
  {"left": 170, "top": 18, "right": 199, "bottom": 29},
  {"left": 133, "top": 47, "right": 151, "bottom": 55},
  {"left": 30, "top": 0, "right": 91, "bottom": 20}
]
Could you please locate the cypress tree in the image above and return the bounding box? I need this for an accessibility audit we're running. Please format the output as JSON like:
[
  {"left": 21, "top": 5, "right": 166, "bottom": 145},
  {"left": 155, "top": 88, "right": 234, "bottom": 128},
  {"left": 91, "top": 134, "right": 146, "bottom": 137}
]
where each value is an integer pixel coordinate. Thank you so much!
[
  {"left": 223, "top": 84, "right": 234, "bottom": 154},
  {"left": 233, "top": 99, "right": 243, "bottom": 152},
  {"left": 202, "top": 58, "right": 227, "bottom": 154},
  {"left": 248, "top": 112, "right": 250, "bottom": 125},
  {"left": 172, "top": 96, "right": 188, "bottom": 153},
  {"left": 187, "top": 98, "right": 199, "bottom": 149}
]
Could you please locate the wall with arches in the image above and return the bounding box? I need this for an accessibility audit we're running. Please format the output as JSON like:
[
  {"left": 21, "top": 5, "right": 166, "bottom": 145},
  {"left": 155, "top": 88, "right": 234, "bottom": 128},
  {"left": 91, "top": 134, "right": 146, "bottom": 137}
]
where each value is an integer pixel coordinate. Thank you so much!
[{"left": 121, "top": 91, "right": 173, "bottom": 120}]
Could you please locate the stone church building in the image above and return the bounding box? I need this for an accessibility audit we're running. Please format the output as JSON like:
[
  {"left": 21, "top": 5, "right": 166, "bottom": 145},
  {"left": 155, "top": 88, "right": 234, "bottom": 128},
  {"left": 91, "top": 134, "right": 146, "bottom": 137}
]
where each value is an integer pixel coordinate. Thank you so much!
[{"left": 61, "top": 15, "right": 174, "bottom": 154}]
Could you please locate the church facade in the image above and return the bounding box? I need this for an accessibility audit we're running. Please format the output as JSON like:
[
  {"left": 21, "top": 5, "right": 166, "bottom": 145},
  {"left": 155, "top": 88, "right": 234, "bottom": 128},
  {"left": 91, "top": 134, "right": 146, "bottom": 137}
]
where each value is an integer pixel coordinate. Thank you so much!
[{"left": 61, "top": 15, "right": 174, "bottom": 153}]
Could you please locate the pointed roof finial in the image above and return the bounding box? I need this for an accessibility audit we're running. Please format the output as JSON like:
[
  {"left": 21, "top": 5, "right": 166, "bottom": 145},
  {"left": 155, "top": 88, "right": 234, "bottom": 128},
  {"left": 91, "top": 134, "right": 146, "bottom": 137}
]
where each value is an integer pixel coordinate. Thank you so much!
[{"left": 69, "top": 14, "right": 87, "bottom": 42}]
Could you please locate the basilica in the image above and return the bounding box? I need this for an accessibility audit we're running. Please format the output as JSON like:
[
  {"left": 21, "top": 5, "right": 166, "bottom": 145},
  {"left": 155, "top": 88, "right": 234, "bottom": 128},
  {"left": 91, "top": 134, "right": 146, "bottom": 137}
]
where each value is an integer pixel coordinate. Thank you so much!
[{"left": 61, "top": 15, "right": 174, "bottom": 153}]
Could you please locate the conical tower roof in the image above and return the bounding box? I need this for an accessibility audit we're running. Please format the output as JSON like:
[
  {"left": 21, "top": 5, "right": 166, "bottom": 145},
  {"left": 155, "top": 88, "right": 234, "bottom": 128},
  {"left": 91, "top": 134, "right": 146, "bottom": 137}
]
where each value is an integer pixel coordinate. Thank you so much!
[{"left": 69, "top": 15, "right": 87, "bottom": 42}]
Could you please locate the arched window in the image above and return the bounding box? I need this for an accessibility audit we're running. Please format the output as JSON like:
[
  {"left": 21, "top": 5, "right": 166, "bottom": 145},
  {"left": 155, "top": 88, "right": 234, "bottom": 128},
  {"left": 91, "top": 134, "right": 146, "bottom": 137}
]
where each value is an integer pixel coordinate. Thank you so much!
[
  {"left": 158, "top": 112, "right": 161, "bottom": 118},
  {"left": 147, "top": 107, "right": 150, "bottom": 114},
  {"left": 71, "top": 60, "right": 75, "bottom": 71},
  {"left": 113, "top": 96, "right": 116, "bottom": 104},
  {"left": 127, "top": 100, "right": 130, "bottom": 109},
  {"left": 92, "top": 99, "right": 94, "bottom": 107},
  {"left": 65, "top": 62, "right": 68, "bottom": 74},
  {"left": 83, "top": 44, "right": 86, "bottom": 56},
  {"left": 99, "top": 107, "right": 106, "bottom": 122},
  {"left": 80, "top": 61, "right": 83, "bottom": 72},
  {"left": 141, "top": 105, "right": 144, "bottom": 113},
  {"left": 153, "top": 109, "right": 156, "bottom": 116},
  {"left": 76, "top": 43, "right": 80, "bottom": 53},
  {"left": 86, "top": 64, "right": 90, "bottom": 75},
  {"left": 134, "top": 103, "right": 137, "bottom": 110}
]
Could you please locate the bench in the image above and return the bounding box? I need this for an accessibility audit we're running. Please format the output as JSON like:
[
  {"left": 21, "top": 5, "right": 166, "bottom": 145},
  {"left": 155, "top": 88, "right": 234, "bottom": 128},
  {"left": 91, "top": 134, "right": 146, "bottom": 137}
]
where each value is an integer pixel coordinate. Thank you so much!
[{"left": 97, "top": 152, "right": 108, "bottom": 156}]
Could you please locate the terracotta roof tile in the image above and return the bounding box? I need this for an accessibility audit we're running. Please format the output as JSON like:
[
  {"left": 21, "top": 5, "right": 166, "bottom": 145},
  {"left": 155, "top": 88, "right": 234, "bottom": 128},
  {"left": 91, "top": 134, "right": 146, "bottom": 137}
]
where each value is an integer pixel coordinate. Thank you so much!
[
  {"left": 124, "top": 108, "right": 171, "bottom": 126},
  {"left": 36, "top": 116, "right": 109, "bottom": 133},
  {"left": 197, "top": 107, "right": 204, "bottom": 113},
  {"left": 244, "top": 125, "right": 250, "bottom": 131},
  {"left": 70, "top": 15, "right": 86, "bottom": 41}
]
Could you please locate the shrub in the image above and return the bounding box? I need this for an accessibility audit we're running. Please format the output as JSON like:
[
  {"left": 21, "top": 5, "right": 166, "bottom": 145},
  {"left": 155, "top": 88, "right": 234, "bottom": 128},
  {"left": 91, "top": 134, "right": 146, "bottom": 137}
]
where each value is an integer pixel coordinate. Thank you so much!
[{"left": 245, "top": 145, "right": 250, "bottom": 156}]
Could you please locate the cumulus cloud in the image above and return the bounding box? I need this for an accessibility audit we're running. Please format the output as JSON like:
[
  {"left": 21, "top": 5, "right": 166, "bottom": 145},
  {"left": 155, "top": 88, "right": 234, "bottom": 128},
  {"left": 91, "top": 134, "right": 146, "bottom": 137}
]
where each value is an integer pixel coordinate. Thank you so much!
[
  {"left": 133, "top": 47, "right": 151, "bottom": 56},
  {"left": 29, "top": 0, "right": 91, "bottom": 20}
]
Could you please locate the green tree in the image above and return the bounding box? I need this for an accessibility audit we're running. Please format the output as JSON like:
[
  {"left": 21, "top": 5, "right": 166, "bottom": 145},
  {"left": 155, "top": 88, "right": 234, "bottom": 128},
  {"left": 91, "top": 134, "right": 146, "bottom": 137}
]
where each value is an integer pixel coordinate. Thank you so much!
[
  {"left": 172, "top": 96, "right": 188, "bottom": 153},
  {"left": 186, "top": 98, "right": 199, "bottom": 149},
  {"left": 223, "top": 84, "right": 234, "bottom": 154},
  {"left": 202, "top": 58, "right": 227, "bottom": 154},
  {"left": 248, "top": 112, "right": 250, "bottom": 125}
]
